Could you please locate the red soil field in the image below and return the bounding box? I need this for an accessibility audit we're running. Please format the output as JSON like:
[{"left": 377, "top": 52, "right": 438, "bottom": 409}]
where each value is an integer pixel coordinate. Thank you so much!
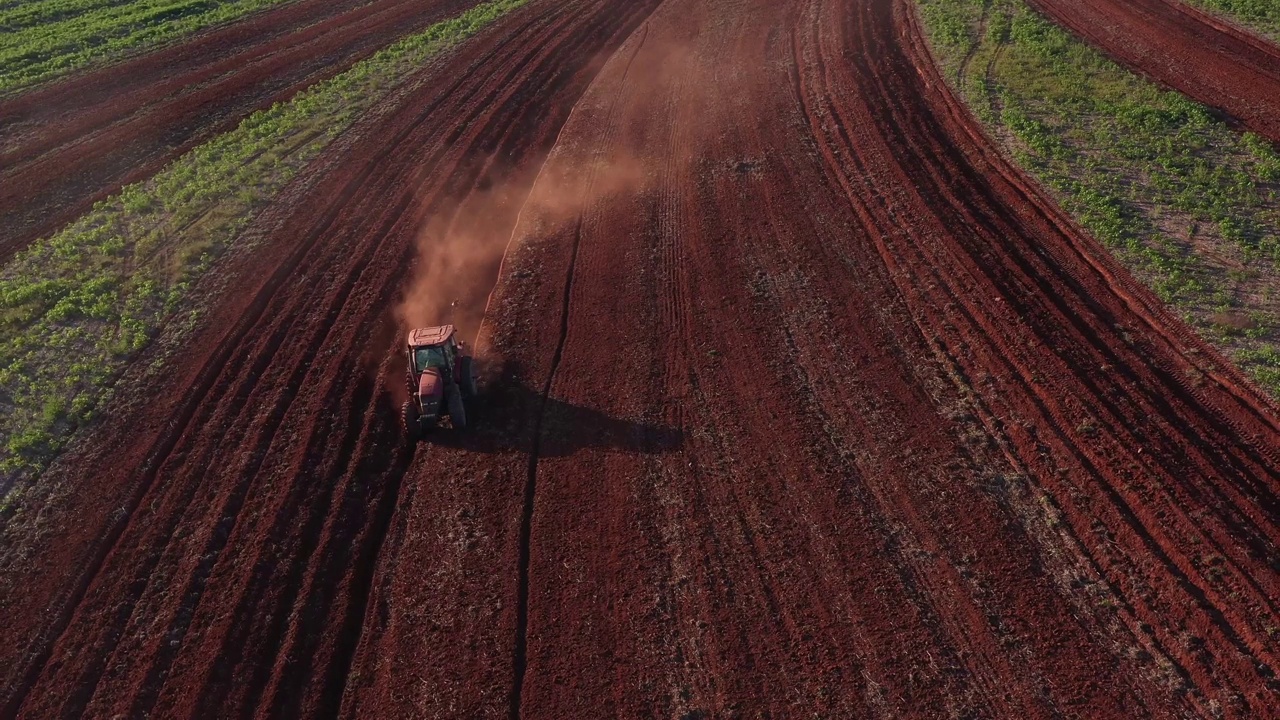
[
  {"left": 1, "top": 0, "right": 1277, "bottom": 717},
  {"left": 0, "top": 0, "right": 478, "bottom": 264},
  {"left": 1024, "top": 0, "right": 1280, "bottom": 143}
]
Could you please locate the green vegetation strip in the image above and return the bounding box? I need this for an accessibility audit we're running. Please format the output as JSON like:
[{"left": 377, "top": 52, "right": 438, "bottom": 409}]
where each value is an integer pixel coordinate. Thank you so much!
[
  {"left": 917, "top": 0, "right": 1280, "bottom": 397},
  {"left": 0, "top": 0, "right": 525, "bottom": 487},
  {"left": 1183, "top": 0, "right": 1280, "bottom": 43},
  {"left": 0, "top": 0, "right": 294, "bottom": 95}
]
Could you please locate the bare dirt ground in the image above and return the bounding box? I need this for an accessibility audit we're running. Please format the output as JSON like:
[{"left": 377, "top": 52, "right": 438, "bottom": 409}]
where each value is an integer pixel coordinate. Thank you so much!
[
  {"left": 0, "top": 0, "right": 1277, "bottom": 717},
  {"left": 1024, "top": 0, "right": 1280, "bottom": 143},
  {"left": 0, "top": 0, "right": 477, "bottom": 263}
]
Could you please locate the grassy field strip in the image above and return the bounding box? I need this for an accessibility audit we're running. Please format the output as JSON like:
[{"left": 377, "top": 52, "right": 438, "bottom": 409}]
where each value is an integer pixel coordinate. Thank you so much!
[
  {"left": 1, "top": 0, "right": 135, "bottom": 31},
  {"left": 917, "top": 0, "right": 1280, "bottom": 398},
  {"left": 0, "top": 0, "right": 293, "bottom": 95},
  {"left": 1183, "top": 0, "right": 1280, "bottom": 43},
  {"left": 0, "top": 0, "right": 526, "bottom": 494}
]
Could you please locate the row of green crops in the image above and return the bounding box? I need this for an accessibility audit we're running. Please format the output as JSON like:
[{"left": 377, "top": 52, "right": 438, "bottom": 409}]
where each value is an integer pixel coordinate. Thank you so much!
[
  {"left": 0, "top": 0, "right": 291, "bottom": 95},
  {"left": 1184, "top": 0, "right": 1280, "bottom": 43},
  {"left": 0, "top": 0, "right": 527, "bottom": 497},
  {"left": 916, "top": 0, "right": 1280, "bottom": 397}
]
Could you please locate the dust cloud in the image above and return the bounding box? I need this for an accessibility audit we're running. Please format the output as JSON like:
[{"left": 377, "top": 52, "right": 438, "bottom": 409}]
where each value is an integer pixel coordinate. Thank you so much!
[
  {"left": 394, "top": 152, "right": 648, "bottom": 349},
  {"left": 395, "top": 27, "right": 707, "bottom": 355}
]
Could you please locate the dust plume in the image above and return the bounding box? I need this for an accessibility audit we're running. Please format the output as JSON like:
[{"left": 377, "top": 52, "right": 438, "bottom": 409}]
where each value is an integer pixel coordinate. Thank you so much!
[
  {"left": 395, "top": 152, "right": 648, "bottom": 350},
  {"left": 395, "top": 27, "right": 708, "bottom": 355}
]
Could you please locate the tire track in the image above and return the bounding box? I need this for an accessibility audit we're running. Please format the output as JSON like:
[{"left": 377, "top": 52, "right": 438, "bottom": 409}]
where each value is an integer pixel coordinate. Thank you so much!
[
  {"left": 509, "top": 23, "right": 655, "bottom": 717},
  {"left": 510, "top": 216, "right": 585, "bottom": 719}
]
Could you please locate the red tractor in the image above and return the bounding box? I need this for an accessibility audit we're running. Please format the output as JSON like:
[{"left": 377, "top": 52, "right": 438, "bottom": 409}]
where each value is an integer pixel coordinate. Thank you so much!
[{"left": 402, "top": 324, "right": 478, "bottom": 439}]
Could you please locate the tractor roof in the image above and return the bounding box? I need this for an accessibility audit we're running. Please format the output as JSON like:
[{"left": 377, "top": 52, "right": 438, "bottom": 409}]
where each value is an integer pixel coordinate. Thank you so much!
[{"left": 408, "top": 325, "right": 455, "bottom": 347}]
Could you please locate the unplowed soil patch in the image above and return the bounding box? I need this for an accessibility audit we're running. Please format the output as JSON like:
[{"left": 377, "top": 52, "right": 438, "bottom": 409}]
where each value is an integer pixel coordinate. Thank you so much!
[{"left": 1, "top": 0, "right": 1276, "bottom": 717}]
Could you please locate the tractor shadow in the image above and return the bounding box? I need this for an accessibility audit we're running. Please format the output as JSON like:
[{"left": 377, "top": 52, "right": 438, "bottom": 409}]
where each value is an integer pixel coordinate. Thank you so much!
[{"left": 423, "top": 363, "right": 683, "bottom": 458}]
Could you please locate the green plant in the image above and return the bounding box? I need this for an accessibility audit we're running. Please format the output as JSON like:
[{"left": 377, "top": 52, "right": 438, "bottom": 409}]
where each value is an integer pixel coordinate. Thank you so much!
[
  {"left": 1183, "top": 0, "right": 1280, "bottom": 43},
  {"left": 0, "top": 0, "right": 294, "bottom": 95}
]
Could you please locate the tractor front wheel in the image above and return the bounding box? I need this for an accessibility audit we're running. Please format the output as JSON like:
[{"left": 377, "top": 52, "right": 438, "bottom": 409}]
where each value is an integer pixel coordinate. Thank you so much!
[
  {"left": 446, "top": 384, "right": 467, "bottom": 430},
  {"left": 401, "top": 401, "right": 420, "bottom": 442}
]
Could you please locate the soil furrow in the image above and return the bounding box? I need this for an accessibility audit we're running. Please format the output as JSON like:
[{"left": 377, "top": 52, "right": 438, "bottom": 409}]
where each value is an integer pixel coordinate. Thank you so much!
[
  {"left": 509, "top": 221, "right": 584, "bottom": 719},
  {"left": 510, "top": 20, "right": 658, "bottom": 716}
]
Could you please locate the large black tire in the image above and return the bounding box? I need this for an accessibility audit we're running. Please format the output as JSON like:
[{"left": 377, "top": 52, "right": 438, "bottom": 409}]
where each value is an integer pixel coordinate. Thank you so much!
[
  {"left": 401, "top": 400, "right": 420, "bottom": 442},
  {"left": 459, "top": 356, "right": 479, "bottom": 398},
  {"left": 446, "top": 384, "right": 467, "bottom": 430},
  {"left": 405, "top": 369, "right": 416, "bottom": 396}
]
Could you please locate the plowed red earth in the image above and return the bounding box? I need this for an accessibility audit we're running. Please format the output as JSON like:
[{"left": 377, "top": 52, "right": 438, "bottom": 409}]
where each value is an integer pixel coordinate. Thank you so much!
[
  {"left": 2, "top": 0, "right": 1278, "bottom": 717},
  {"left": 1024, "top": 0, "right": 1280, "bottom": 143},
  {"left": 0, "top": 0, "right": 477, "bottom": 264}
]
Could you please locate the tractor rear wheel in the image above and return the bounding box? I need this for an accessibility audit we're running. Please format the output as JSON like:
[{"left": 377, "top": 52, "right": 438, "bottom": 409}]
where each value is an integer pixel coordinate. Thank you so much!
[
  {"left": 401, "top": 401, "right": 420, "bottom": 442},
  {"left": 459, "top": 356, "right": 478, "bottom": 397},
  {"left": 446, "top": 384, "right": 467, "bottom": 430}
]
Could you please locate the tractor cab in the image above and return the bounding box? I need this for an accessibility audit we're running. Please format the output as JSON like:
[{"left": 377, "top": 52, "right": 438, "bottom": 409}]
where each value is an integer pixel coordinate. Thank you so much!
[
  {"left": 409, "top": 326, "right": 461, "bottom": 379},
  {"left": 402, "top": 325, "right": 478, "bottom": 438}
]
